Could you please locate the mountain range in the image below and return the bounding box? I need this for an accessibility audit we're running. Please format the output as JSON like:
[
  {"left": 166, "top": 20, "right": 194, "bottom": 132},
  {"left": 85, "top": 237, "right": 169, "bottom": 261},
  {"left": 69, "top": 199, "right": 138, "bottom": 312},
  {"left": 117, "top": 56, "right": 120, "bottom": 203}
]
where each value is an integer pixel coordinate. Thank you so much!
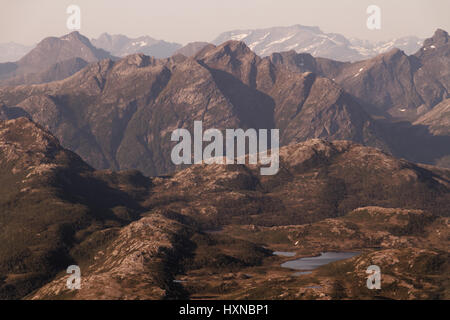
[
  {"left": 0, "top": 43, "right": 35, "bottom": 63},
  {"left": 0, "top": 24, "right": 424, "bottom": 66},
  {"left": 0, "top": 32, "right": 114, "bottom": 86},
  {"left": 0, "top": 26, "right": 449, "bottom": 300},
  {"left": 213, "top": 25, "right": 423, "bottom": 62},
  {"left": 0, "top": 29, "right": 448, "bottom": 175}
]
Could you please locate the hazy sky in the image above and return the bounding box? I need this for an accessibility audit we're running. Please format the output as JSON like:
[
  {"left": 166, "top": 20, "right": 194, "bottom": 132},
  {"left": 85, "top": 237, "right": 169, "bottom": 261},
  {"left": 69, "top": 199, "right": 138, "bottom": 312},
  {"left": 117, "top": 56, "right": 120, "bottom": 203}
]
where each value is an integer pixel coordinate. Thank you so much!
[{"left": 1, "top": 0, "right": 449, "bottom": 45}]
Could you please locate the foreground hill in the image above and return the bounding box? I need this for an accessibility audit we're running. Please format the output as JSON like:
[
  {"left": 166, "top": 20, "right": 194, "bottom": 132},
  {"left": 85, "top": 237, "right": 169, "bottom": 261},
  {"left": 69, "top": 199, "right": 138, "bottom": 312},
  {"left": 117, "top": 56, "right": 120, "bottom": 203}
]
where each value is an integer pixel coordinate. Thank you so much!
[
  {"left": 414, "top": 98, "right": 450, "bottom": 136},
  {"left": 266, "top": 29, "right": 450, "bottom": 167},
  {"left": 0, "top": 118, "right": 448, "bottom": 299}
]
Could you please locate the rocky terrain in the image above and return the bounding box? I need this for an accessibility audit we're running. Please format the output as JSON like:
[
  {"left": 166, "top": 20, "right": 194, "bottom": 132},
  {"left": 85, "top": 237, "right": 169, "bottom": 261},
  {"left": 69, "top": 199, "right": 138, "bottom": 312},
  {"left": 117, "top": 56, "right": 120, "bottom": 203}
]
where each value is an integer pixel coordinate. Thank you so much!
[
  {"left": 0, "top": 118, "right": 152, "bottom": 299},
  {"left": 0, "top": 118, "right": 448, "bottom": 299},
  {"left": 174, "top": 42, "right": 211, "bottom": 57}
]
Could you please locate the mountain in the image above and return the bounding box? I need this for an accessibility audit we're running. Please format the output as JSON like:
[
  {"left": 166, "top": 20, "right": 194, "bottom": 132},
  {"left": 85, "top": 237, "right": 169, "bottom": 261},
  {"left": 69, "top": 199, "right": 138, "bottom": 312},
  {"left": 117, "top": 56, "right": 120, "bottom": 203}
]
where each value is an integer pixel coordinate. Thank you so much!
[
  {"left": 264, "top": 29, "right": 450, "bottom": 167},
  {"left": 0, "top": 40, "right": 389, "bottom": 176},
  {"left": 0, "top": 117, "right": 152, "bottom": 299},
  {"left": 0, "top": 30, "right": 448, "bottom": 175},
  {"left": 1, "top": 120, "right": 448, "bottom": 299},
  {"left": 0, "top": 32, "right": 114, "bottom": 86},
  {"left": 174, "top": 42, "right": 211, "bottom": 57},
  {"left": 212, "top": 25, "right": 422, "bottom": 61},
  {"left": 0, "top": 42, "right": 34, "bottom": 63},
  {"left": 92, "top": 33, "right": 182, "bottom": 58}
]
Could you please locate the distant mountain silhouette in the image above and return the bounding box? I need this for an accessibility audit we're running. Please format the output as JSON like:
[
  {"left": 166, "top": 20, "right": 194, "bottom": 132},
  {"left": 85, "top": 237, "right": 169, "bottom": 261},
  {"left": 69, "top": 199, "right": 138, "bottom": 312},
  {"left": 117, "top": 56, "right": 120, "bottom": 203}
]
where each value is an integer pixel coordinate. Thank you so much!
[
  {"left": 213, "top": 25, "right": 423, "bottom": 61},
  {"left": 0, "top": 32, "right": 114, "bottom": 86},
  {"left": 92, "top": 33, "right": 181, "bottom": 58}
]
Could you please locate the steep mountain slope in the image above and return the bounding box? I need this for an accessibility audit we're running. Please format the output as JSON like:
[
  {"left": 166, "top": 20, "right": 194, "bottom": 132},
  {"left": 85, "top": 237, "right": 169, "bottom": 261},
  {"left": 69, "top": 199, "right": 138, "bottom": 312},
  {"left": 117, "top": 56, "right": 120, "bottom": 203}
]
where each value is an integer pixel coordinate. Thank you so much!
[
  {"left": 0, "top": 120, "right": 448, "bottom": 299},
  {"left": 213, "top": 25, "right": 422, "bottom": 61},
  {"left": 2, "top": 58, "right": 89, "bottom": 87},
  {"left": 0, "top": 41, "right": 386, "bottom": 176},
  {"left": 0, "top": 32, "right": 114, "bottom": 86},
  {"left": 92, "top": 33, "right": 181, "bottom": 58}
]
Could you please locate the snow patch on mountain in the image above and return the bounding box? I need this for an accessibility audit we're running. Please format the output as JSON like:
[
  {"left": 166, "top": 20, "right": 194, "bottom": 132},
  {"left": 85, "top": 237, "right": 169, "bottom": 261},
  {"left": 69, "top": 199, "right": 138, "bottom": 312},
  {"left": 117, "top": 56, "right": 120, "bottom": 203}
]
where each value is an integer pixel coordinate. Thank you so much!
[{"left": 213, "top": 25, "right": 423, "bottom": 62}]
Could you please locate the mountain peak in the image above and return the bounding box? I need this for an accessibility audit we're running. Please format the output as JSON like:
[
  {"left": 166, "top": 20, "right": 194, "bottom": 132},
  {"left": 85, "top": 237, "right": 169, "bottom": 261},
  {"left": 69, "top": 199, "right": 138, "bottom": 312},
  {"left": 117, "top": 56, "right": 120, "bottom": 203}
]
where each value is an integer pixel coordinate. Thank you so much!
[
  {"left": 196, "top": 40, "right": 256, "bottom": 61},
  {"left": 13, "top": 31, "right": 113, "bottom": 76},
  {"left": 219, "top": 40, "right": 254, "bottom": 54},
  {"left": 115, "top": 52, "right": 156, "bottom": 68},
  {"left": 59, "top": 31, "right": 93, "bottom": 46},
  {"left": 423, "top": 28, "right": 449, "bottom": 48}
]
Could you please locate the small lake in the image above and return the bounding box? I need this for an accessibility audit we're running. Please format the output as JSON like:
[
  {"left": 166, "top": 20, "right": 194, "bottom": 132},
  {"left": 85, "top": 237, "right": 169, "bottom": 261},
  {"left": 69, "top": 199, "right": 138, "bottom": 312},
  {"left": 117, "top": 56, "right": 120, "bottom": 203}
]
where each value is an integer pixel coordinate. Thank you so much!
[{"left": 281, "top": 252, "right": 360, "bottom": 271}]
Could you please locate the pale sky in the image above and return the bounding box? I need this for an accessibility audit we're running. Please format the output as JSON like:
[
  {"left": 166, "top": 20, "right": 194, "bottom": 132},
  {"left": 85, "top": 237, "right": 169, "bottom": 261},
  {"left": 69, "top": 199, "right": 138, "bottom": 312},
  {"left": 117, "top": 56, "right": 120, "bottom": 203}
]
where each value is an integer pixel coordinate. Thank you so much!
[{"left": 1, "top": 0, "right": 449, "bottom": 45}]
